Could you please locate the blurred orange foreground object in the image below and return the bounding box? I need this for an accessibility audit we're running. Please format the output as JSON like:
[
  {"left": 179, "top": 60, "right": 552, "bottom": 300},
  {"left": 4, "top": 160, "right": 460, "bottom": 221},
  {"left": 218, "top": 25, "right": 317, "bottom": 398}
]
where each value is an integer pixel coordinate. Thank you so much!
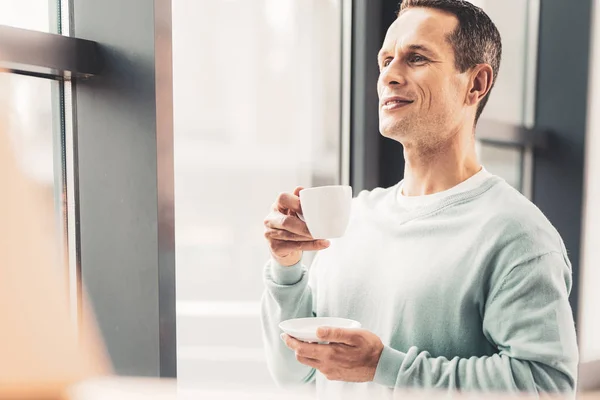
[{"left": 0, "top": 72, "right": 110, "bottom": 400}]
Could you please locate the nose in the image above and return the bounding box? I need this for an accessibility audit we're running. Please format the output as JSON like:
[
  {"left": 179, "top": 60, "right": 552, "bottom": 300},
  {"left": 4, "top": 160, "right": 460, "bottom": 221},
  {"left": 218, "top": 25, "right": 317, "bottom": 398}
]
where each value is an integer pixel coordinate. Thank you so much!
[{"left": 378, "top": 59, "right": 407, "bottom": 88}]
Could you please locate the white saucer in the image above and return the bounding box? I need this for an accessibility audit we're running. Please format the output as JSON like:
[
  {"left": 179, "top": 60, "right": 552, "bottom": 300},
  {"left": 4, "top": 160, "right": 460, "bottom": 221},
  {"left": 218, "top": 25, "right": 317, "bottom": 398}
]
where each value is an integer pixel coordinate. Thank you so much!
[{"left": 279, "top": 317, "right": 361, "bottom": 343}]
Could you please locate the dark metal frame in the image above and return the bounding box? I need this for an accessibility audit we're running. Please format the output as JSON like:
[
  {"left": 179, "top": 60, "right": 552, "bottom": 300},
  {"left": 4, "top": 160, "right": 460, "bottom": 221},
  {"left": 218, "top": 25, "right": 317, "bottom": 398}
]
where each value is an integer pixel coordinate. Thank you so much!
[
  {"left": 532, "top": 0, "right": 592, "bottom": 324},
  {"left": 0, "top": 0, "right": 177, "bottom": 378},
  {"left": 70, "top": 0, "right": 177, "bottom": 377},
  {"left": 476, "top": 119, "right": 549, "bottom": 150},
  {"left": 0, "top": 25, "right": 103, "bottom": 78},
  {"left": 349, "top": 0, "right": 385, "bottom": 193}
]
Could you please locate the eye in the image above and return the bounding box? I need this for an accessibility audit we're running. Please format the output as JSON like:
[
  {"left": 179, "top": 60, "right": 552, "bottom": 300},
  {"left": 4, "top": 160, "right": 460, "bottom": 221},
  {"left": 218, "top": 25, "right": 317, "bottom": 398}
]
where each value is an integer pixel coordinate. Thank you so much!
[
  {"left": 382, "top": 58, "right": 393, "bottom": 68},
  {"left": 408, "top": 53, "right": 428, "bottom": 64}
]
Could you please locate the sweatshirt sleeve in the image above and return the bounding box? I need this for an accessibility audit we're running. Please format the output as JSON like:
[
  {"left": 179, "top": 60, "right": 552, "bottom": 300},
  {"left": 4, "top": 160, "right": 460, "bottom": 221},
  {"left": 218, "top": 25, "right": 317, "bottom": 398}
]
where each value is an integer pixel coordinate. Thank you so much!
[
  {"left": 260, "top": 257, "right": 317, "bottom": 386},
  {"left": 373, "top": 251, "right": 579, "bottom": 393}
]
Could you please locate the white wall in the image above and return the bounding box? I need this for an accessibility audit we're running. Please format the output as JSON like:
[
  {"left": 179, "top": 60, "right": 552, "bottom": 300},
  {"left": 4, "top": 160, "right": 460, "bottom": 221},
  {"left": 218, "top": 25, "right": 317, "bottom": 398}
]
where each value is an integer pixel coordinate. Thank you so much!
[{"left": 580, "top": 0, "right": 600, "bottom": 363}]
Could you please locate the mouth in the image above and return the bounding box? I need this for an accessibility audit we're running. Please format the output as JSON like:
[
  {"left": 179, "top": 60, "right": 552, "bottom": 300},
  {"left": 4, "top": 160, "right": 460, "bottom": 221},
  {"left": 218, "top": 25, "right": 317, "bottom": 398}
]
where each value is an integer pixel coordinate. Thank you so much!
[{"left": 381, "top": 97, "right": 414, "bottom": 111}]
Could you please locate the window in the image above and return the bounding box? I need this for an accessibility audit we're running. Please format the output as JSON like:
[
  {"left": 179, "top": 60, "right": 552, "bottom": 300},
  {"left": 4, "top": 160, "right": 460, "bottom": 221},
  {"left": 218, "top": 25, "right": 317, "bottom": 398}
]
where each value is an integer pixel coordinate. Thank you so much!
[
  {"left": 475, "top": 142, "right": 522, "bottom": 190},
  {"left": 0, "top": 73, "right": 67, "bottom": 271},
  {"left": 472, "top": 0, "right": 537, "bottom": 126},
  {"left": 0, "top": 0, "right": 58, "bottom": 33},
  {"left": 173, "top": 0, "right": 343, "bottom": 389},
  {"left": 0, "top": 0, "right": 77, "bottom": 312},
  {"left": 469, "top": 0, "right": 540, "bottom": 197}
]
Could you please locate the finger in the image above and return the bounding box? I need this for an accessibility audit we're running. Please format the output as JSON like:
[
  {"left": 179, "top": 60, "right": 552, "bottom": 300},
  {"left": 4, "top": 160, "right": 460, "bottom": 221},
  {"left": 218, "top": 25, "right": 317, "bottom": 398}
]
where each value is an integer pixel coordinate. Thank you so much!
[
  {"left": 296, "top": 343, "right": 330, "bottom": 361},
  {"left": 265, "top": 228, "right": 315, "bottom": 242},
  {"left": 274, "top": 192, "right": 303, "bottom": 215},
  {"left": 294, "top": 186, "right": 304, "bottom": 222},
  {"left": 293, "top": 186, "right": 304, "bottom": 197},
  {"left": 316, "top": 327, "right": 360, "bottom": 346},
  {"left": 291, "top": 187, "right": 305, "bottom": 220},
  {"left": 270, "top": 239, "right": 330, "bottom": 255},
  {"left": 282, "top": 333, "right": 301, "bottom": 351},
  {"left": 265, "top": 212, "right": 311, "bottom": 238},
  {"left": 283, "top": 335, "right": 329, "bottom": 361},
  {"left": 296, "top": 355, "right": 321, "bottom": 368}
]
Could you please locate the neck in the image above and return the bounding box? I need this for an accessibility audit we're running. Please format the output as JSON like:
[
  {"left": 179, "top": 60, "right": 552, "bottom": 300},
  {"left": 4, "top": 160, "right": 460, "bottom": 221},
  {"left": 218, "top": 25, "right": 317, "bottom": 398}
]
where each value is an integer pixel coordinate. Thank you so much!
[{"left": 401, "top": 128, "right": 481, "bottom": 197}]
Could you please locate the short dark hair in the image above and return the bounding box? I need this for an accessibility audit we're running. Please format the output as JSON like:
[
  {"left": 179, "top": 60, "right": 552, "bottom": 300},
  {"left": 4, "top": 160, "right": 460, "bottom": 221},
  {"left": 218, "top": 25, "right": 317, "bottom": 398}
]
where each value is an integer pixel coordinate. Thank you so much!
[{"left": 399, "top": 0, "right": 502, "bottom": 122}]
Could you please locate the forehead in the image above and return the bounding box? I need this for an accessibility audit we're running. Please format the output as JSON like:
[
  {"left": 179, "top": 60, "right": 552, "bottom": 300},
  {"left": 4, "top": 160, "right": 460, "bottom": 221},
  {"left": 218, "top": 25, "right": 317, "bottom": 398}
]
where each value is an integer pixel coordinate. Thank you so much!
[{"left": 381, "top": 7, "right": 458, "bottom": 55}]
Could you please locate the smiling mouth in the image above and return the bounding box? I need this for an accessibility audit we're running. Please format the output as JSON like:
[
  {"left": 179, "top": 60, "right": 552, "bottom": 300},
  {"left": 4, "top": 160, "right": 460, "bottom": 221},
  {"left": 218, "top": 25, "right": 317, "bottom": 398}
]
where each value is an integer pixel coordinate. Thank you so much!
[{"left": 382, "top": 99, "right": 414, "bottom": 110}]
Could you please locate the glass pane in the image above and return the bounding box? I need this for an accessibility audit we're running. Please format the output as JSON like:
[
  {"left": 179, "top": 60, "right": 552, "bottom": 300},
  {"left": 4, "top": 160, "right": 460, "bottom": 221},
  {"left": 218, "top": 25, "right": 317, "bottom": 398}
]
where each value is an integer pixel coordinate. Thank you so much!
[
  {"left": 173, "top": 0, "right": 342, "bottom": 390},
  {"left": 0, "top": 73, "right": 66, "bottom": 270},
  {"left": 0, "top": 0, "right": 58, "bottom": 33},
  {"left": 469, "top": 0, "right": 534, "bottom": 195},
  {"left": 476, "top": 141, "right": 522, "bottom": 190},
  {"left": 469, "top": 0, "right": 535, "bottom": 125}
]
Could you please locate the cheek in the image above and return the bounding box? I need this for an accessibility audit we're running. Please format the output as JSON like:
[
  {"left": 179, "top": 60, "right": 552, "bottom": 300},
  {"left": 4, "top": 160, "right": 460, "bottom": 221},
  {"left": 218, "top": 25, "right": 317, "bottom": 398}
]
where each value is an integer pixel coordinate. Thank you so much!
[
  {"left": 431, "top": 78, "right": 462, "bottom": 108},
  {"left": 411, "top": 73, "right": 436, "bottom": 106},
  {"left": 448, "top": 76, "right": 467, "bottom": 102}
]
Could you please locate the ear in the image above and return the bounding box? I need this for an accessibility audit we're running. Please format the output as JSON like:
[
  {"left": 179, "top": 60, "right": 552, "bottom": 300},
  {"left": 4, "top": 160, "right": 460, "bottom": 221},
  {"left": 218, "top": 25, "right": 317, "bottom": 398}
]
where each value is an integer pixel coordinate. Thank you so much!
[{"left": 465, "top": 64, "right": 494, "bottom": 107}]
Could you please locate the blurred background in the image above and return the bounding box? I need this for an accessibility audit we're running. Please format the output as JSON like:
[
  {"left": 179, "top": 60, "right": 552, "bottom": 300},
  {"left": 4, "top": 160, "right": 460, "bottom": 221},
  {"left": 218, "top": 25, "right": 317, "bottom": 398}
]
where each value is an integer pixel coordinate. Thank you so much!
[{"left": 1, "top": 0, "right": 599, "bottom": 395}]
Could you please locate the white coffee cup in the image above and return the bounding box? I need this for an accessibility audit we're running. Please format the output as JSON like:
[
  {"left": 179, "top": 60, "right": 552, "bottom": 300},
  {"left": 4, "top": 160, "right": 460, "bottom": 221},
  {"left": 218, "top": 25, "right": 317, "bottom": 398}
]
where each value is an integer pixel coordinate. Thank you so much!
[{"left": 298, "top": 185, "right": 352, "bottom": 239}]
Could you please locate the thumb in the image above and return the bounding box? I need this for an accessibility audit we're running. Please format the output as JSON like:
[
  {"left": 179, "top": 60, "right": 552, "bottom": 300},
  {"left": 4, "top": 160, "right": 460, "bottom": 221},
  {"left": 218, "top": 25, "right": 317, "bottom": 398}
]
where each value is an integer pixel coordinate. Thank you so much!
[{"left": 293, "top": 186, "right": 304, "bottom": 197}]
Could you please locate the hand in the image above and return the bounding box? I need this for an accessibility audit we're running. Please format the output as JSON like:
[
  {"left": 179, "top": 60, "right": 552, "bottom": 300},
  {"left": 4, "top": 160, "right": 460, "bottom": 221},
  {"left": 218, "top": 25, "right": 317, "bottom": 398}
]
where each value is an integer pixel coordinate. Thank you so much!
[
  {"left": 282, "top": 327, "right": 384, "bottom": 382},
  {"left": 264, "top": 187, "right": 330, "bottom": 266}
]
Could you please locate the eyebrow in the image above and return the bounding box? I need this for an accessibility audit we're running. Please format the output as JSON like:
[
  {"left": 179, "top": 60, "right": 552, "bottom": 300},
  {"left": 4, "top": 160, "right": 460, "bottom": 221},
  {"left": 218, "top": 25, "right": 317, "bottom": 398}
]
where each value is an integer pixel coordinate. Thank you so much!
[{"left": 378, "top": 43, "right": 437, "bottom": 63}]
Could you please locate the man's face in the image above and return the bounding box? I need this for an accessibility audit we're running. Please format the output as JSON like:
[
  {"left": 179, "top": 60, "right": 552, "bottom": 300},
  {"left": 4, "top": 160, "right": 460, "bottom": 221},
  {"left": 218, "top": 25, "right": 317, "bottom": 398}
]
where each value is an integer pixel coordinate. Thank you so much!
[{"left": 377, "top": 8, "right": 470, "bottom": 147}]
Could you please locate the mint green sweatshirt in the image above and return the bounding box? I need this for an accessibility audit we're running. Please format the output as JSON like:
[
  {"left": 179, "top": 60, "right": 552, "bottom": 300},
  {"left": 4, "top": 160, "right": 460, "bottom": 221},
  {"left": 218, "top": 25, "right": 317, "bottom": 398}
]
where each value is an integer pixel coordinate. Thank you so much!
[{"left": 261, "top": 176, "right": 578, "bottom": 398}]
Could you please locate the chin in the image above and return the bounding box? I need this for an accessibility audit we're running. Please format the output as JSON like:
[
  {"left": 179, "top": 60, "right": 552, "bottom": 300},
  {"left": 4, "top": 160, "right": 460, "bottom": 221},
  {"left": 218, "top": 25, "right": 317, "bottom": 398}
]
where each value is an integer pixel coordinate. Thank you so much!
[{"left": 380, "top": 120, "right": 411, "bottom": 141}]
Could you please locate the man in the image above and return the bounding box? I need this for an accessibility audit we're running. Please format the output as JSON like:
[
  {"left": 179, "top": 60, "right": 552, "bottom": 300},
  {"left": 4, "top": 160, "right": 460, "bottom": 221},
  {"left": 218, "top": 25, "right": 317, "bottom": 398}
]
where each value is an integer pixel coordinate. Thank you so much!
[{"left": 261, "top": 0, "right": 579, "bottom": 398}]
